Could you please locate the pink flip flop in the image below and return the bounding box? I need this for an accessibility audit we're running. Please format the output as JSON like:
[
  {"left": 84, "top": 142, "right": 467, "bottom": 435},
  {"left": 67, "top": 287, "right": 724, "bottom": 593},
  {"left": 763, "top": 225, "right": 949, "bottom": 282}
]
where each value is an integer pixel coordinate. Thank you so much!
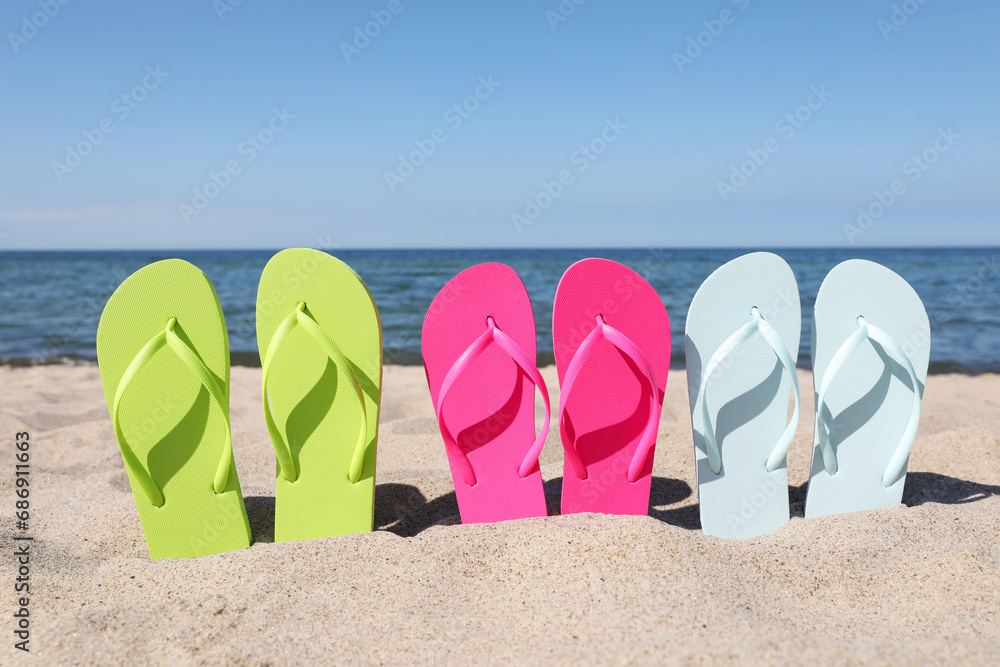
[
  {"left": 422, "top": 263, "right": 550, "bottom": 524},
  {"left": 553, "top": 258, "right": 671, "bottom": 516}
]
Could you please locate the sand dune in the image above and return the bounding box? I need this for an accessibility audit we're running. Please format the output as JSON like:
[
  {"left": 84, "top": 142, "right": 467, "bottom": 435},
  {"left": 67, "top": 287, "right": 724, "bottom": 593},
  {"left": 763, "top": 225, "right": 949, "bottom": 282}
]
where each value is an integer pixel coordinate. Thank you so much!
[{"left": 1, "top": 365, "right": 998, "bottom": 665}]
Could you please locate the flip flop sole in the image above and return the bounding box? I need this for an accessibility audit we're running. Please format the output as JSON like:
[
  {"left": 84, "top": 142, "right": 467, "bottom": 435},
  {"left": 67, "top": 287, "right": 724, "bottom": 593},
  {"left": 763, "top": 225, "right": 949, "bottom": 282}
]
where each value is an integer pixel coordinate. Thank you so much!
[
  {"left": 685, "top": 252, "right": 801, "bottom": 539},
  {"left": 256, "top": 249, "right": 382, "bottom": 542},
  {"left": 805, "top": 260, "right": 930, "bottom": 518},
  {"left": 98, "top": 259, "right": 250, "bottom": 559},
  {"left": 422, "top": 263, "right": 547, "bottom": 524},
  {"left": 553, "top": 258, "right": 670, "bottom": 516}
]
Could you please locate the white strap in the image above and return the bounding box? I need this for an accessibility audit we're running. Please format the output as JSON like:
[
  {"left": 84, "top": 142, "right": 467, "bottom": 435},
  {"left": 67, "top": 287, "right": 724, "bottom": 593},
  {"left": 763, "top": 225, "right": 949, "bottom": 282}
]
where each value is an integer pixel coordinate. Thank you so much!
[
  {"left": 815, "top": 317, "right": 922, "bottom": 487},
  {"left": 697, "top": 308, "right": 800, "bottom": 475}
]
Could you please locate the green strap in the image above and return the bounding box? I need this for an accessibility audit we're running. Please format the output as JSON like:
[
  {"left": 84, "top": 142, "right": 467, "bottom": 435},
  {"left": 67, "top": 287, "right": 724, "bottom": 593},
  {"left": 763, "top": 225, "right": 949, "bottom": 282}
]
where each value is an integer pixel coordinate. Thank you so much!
[
  {"left": 111, "top": 317, "right": 233, "bottom": 508},
  {"left": 261, "top": 302, "right": 368, "bottom": 484}
]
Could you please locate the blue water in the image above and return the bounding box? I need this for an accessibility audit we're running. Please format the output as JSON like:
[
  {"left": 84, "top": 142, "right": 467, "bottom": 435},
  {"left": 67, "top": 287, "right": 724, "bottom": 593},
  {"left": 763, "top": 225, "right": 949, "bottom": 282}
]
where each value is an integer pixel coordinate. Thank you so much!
[{"left": 1, "top": 248, "right": 997, "bottom": 373}]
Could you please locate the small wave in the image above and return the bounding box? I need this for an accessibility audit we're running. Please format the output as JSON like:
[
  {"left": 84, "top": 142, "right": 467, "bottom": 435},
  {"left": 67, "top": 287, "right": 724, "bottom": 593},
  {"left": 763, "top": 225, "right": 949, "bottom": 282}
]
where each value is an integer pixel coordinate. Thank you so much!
[{"left": 0, "top": 355, "right": 97, "bottom": 368}]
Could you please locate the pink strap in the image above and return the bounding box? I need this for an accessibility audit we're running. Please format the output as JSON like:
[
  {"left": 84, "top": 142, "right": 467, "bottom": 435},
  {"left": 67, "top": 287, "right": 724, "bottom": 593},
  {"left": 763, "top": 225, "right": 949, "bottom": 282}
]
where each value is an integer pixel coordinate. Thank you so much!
[
  {"left": 559, "top": 315, "right": 661, "bottom": 483},
  {"left": 435, "top": 317, "right": 551, "bottom": 487}
]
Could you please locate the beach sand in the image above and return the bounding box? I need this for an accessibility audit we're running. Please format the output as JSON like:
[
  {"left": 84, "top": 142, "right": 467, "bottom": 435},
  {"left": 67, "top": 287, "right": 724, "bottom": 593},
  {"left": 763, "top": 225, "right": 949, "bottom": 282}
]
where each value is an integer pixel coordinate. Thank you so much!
[{"left": 1, "top": 364, "right": 998, "bottom": 665}]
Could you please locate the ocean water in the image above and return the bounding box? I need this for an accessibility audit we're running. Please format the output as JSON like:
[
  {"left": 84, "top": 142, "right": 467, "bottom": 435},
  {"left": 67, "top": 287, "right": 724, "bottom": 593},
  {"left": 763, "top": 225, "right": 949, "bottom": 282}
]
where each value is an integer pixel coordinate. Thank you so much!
[{"left": 0, "top": 248, "right": 997, "bottom": 373}]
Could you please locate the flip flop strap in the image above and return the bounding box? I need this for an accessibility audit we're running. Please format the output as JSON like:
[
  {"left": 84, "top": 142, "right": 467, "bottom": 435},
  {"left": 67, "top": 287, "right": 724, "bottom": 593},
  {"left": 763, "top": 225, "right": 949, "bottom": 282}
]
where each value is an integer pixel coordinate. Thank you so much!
[
  {"left": 435, "top": 317, "right": 551, "bottom": 487},
  {"left": 261, "top": 302, "right": 368, "bottom": 484},
  {"left": 559, "top": 315, "right": 661, "bottom": 483},
  {"left": 698, "top": 307, "right": 800, "bottom": 475},
  {"left": 111, "top": 317, "right": 232, "bottom": 508},
  {"left": 815, "top": 317, "right": 921, "bottom": 487}
]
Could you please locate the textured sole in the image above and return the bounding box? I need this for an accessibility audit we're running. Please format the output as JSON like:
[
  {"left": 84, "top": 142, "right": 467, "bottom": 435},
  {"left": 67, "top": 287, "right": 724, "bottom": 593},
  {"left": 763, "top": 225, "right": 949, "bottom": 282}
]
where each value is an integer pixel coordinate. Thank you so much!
[
  {"left": 256, "top": 249, "right": 382, "bottom": 542},
  {"left": 805, "top": 260, "right": 930, "bottom": 519},
  {"left": 421, "top": 263, "right": 547, "bottom": 524},
  {"left": 553, "top": 258, "right": 671, "bottom": 516},
  {"left": 97, "top": 259, "right": 251, "bottom": 559},
  {"left": 685, "top": 252, "right": 800, "bottom": 539}
]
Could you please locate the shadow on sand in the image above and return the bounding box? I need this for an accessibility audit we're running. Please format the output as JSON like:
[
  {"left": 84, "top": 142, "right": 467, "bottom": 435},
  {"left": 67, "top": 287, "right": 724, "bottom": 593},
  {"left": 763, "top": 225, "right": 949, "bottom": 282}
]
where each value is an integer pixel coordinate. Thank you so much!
[
  {"left": 373, "top": 476, "right": 699, "bottom": 537},
  {"left": 246, "top": 471, "right": 997, "bottom": 542}
]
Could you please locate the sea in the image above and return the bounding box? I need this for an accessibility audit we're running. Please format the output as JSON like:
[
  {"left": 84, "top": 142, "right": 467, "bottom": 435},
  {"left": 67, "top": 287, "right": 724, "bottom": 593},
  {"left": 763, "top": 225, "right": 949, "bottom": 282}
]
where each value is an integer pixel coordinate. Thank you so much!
[{"left": 1, "top": 248, "right": 997, "bottom": 373}]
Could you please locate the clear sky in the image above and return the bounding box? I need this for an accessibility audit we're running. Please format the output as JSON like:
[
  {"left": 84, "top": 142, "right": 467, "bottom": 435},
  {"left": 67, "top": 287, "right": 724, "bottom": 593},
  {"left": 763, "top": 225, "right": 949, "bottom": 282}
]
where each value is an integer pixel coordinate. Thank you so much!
[{"left": 1, "top": 0, "right": 997, "bottom": 249}]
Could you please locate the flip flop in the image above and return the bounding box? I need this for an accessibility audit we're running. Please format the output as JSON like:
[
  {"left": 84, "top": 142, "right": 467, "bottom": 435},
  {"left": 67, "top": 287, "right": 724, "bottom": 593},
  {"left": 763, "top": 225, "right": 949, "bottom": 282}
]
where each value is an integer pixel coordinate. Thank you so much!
[
  {"left": 256, "top": 248, "right": 382, "bottom": 542},
  {"left": 553, "top": 258, "right": 671, "bottom": 516},
  {"left": 422, "top": 263, "right": 550, "bottom": 524},
  {"left": 685, "top": 252, "right": 801, "bottom": 539},
  {"left": 97, "top": 259, "right": 251, "bottom": 559},
  {"left": 805, "top": 260, "right": 930, "bottom": 519}
]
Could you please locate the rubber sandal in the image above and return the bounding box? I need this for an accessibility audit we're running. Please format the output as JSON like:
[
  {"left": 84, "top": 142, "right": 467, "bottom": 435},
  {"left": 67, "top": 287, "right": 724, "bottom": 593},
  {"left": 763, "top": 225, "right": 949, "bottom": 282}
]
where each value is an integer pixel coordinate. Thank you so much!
[
  {"left": 553, "top": 258, "right": 670, "bottom": 516},
  {"left": 422, "top": 263, "right": 550, "bottom": 524},
  {"left": 685, "top": 252, "right": 801, "bottom": 539},
  {"left": 256, "top": 248, "right": 382, "bottom": 542},
  {"left": 805, "top": 259, "right": 930, "bottom": 519},
  {"left": 97, "top": 259, "right": 251, "bottom": 559}
]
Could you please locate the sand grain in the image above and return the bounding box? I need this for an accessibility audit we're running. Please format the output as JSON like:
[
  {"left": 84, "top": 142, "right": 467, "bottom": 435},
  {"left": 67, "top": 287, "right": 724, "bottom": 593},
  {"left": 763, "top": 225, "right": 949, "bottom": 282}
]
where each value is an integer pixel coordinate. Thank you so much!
[{"left": 1, "top": 365, "right": 998, "bottom": 665}]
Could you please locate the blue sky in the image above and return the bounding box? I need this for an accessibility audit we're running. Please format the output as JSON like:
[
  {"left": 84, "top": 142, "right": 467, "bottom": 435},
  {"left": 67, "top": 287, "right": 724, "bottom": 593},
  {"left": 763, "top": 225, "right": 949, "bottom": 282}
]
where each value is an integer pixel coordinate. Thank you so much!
[{"left": 0, "top": 0, "right": 997, "bottom": 249}]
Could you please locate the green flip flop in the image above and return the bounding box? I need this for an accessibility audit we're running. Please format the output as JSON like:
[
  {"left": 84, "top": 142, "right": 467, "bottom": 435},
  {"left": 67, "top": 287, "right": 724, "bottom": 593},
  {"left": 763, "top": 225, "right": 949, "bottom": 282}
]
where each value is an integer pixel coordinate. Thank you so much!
[
  {"left": 97, "top": 259, "right": 251, "bottom": 559},
  {"left": 256, "top": 249, "right": 382, "bottom": 542}
]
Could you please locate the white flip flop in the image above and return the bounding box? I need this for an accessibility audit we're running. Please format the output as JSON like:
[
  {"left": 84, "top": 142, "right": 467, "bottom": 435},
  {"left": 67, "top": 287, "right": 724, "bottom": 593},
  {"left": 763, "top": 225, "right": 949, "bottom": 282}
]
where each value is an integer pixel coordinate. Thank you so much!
[
  {"left": 805, "top": 260, "right": 930, "bottom": 519},
  {"left": 685, "top": 252, "right": 801, "bottom": 539}
]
